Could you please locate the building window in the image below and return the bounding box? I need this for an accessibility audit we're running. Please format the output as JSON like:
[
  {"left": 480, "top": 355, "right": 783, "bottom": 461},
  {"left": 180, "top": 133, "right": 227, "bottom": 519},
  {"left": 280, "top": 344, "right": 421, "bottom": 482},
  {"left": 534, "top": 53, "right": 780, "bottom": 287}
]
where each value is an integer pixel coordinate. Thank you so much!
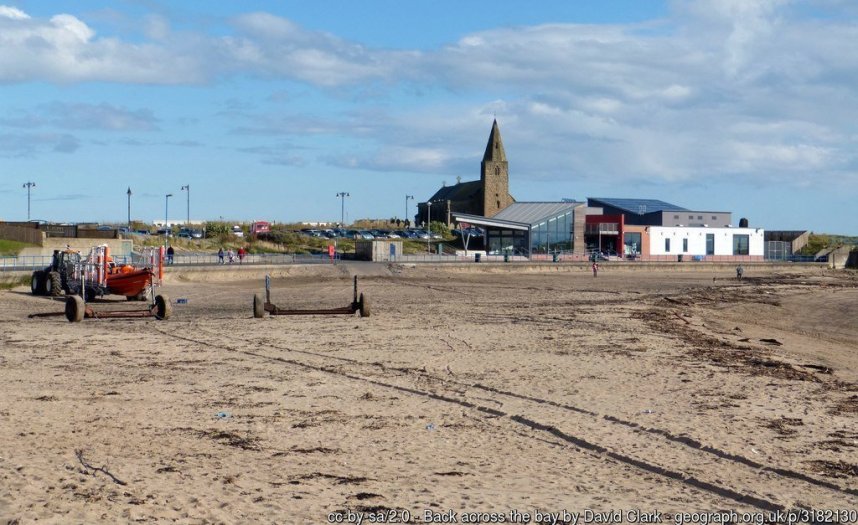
[
  {"left": 674, "top": 215, "right": 679, "bottom": 219},
  {"left": 733, "top": 234, "right": 750, "bottom": 255},
  {"left": 665, "top": 238, "right": 671, "bottom": 253},
  {"left": 711, "top": 215, "right": 717, "bottom": 220},
  {"left": 697, "top": 215, "right": 702, "bottom": 220},
  {"left": 682, "top": 238, "right": 688, "bottom": 252},
  {"left": 689, "top": 215, "right": 694, "bottom": 220},
  {"left": 706, "top": 233, "right": 714, "bottom": 255}
]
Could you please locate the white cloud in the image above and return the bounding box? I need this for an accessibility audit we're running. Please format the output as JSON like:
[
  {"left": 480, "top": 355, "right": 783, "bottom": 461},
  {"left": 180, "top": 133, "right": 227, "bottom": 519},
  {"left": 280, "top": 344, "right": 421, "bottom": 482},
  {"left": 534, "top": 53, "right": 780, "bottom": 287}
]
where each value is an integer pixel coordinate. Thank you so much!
[
  {"left": 0, "top": 5, "right": 28, "bottom": 20},
  {"left": 1, "top": 2, "right": 857, "bottom": 190}
]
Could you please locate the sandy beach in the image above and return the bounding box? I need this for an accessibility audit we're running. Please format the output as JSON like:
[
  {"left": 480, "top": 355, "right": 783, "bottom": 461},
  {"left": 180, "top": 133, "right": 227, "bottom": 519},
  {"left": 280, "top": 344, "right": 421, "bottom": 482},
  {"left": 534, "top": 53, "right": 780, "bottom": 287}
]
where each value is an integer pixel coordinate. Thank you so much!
[{"left": 1, "top": 264, "right": 856, "bottom": 523}]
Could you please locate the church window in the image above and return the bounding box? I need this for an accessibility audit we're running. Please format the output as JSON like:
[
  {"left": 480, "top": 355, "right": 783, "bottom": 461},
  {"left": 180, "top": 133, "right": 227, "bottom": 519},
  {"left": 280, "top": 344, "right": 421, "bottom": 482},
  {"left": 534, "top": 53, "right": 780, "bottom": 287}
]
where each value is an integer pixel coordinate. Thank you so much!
[{"left": 495, "top": 167, "right": 500, "bottom": 176}]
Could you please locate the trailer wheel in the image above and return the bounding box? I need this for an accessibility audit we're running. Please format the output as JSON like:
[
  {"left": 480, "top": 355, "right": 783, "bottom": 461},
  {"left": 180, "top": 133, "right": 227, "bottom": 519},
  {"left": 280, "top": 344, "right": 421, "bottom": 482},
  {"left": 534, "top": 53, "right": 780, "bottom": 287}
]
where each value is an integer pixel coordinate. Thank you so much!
[
  {"left": 359, "top": 292, "right": 371, "bottom": 318},
  {"left": 65, "top": 296, "right": 84, "bottom": 323},
  {"left": 154, "top": 294, "right": 171, "bottom": 320},
  {"left": 253, "top": 293, "right": 265, "bottom": 318},
  {"left": 47, "top": 272, "right": 62, "bottom": 297},
  {"left": 31, "top": 271, "right": 44, "bottom": 295}
]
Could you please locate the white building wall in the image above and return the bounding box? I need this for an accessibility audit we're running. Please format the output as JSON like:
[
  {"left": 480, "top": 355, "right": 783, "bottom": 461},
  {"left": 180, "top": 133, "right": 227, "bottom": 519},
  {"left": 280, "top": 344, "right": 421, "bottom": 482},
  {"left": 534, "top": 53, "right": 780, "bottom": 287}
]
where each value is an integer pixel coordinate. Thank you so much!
[{"left": 648, "top": 227, "right": 764, "bottom": 256}]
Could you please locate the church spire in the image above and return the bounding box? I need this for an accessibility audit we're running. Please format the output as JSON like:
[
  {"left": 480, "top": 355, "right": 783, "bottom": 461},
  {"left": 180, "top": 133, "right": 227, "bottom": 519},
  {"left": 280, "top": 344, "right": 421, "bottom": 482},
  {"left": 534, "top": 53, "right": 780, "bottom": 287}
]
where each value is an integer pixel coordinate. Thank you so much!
[{"left": 482, "top": 119, "right": 507, "bottom": 162}]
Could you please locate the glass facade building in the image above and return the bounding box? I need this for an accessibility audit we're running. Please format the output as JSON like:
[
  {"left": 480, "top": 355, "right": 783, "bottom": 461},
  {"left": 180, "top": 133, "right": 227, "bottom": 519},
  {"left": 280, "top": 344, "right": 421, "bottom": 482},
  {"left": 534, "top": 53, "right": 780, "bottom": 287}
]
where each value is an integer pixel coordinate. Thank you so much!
[{"left": 455, "top": 202, "right": 579, "bottom": 257}]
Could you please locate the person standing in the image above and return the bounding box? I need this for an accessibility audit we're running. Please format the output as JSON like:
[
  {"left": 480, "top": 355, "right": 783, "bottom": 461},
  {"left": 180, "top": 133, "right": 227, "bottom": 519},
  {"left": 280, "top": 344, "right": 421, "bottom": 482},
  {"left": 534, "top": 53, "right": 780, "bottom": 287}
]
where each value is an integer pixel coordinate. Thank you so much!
[
  {"left": 166, "top": 245, "right": 175, "bottom": 265},
  {"left": 238, "top": 247, "right": 246, "bottom": 264},
  {"left": 592, "top": 262, "right": 599, "bottom": 278},
  {"left": 218, "top": 247, "right": 224, "bottom": 264},
  {"left": 736, "top": 265, "right": 744, "bottom": 280}
]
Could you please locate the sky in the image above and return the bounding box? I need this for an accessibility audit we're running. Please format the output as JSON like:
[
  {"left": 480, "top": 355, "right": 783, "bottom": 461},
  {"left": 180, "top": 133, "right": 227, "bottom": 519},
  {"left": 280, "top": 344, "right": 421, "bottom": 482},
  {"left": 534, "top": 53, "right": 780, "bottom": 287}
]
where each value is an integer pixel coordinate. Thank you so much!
[{"left": 0, "top": 0, "right": 856, "bottom": 233}]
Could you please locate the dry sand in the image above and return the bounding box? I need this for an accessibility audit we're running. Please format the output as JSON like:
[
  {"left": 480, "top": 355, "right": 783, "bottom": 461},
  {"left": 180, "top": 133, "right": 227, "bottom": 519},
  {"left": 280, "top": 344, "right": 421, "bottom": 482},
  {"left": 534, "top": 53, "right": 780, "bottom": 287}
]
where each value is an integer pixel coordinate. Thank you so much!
[{"left": 0, "top": 264, "right": 856, "bottom": 523}]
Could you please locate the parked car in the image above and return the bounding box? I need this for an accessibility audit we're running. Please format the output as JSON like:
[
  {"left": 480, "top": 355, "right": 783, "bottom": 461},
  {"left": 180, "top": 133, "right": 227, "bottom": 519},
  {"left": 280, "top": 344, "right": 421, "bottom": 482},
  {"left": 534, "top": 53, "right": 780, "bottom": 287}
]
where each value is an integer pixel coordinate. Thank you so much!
[
  {"left": 191, "top": 230, "right": 203, "bottom": 239},
  {"left": 357, "top": 230, "right": 375, "bottom": 240},
  {"left": 177, "top": 232, "right": 192, "bottom": 239},
  {"left": 232, "top": 225, "right": 244, "bottom": 238}
]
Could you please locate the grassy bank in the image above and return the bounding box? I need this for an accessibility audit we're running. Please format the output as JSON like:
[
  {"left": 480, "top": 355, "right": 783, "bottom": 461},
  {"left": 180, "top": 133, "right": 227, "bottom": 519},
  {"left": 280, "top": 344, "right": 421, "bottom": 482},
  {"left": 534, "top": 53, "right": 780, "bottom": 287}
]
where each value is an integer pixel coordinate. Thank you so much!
[
  {"left": 134, "top": 235, "right": 452, "bottom": 255},
  {"left": 0, "top": 239, "right": 36, "bottom": 256}
]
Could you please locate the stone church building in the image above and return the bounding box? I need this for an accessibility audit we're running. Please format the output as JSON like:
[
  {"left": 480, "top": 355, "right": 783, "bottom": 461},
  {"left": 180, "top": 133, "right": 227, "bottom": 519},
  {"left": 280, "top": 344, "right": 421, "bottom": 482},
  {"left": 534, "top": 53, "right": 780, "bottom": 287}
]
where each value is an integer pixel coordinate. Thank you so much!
[{"left": 416, "top": 120, "right": 515, "bottom": 226}]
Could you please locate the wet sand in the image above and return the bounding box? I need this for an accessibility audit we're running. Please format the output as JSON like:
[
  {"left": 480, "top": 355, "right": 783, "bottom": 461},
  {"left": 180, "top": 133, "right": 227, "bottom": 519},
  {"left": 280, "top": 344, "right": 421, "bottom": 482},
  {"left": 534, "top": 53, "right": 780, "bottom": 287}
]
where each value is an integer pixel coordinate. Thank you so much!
[{"left": 1, "top": 265, "right": 856, "bottom": 523}]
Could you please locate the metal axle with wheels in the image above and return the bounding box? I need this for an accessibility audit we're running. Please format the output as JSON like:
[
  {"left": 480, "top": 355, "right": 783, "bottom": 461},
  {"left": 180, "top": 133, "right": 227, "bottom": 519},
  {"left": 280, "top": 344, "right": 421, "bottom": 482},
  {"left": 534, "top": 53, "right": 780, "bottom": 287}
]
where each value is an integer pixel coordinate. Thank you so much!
[
  {"left": 253, "top": 275, "right": 370, "bottom": 318},
  {"left": 63, "top": 293, "right": 171, "bottom": 322}
]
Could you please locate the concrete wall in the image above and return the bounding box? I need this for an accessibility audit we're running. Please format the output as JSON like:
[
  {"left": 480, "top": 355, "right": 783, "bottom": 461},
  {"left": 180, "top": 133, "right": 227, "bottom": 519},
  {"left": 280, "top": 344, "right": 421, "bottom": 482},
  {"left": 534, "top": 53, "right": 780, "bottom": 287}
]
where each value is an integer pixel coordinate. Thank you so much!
[
  {"left": 0, "top": 224, "right": 45, "bottom": 246},
  {"left": 18, "top": 238, "right": 133, "bottom": 257},
  {"left": 648, "top": 226, "right": 764, "bottom": 257}
]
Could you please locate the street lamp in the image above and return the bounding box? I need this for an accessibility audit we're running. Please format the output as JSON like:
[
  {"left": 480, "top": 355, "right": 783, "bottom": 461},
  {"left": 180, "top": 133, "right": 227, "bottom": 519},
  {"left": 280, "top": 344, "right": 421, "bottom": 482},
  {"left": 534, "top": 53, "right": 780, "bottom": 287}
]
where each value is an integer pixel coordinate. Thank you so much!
[
  {"left": 336, "top": 192, "right": 350, "bottom": 226},
  {"left": 126, "top": 187, "right": 132, "bottom": 228},
  {"left": 405, "top": 195, "right": 414, "bottom": 228},
  {"left": 165, "top": 193, "right": 173, "bottom": 246},
  {"left": 426, "top": 200, "right": 434, "bottom": 252},
  {"left": 181, "top": 185, "right": 190, "bottom": 228},
  {"left": 22, "top": 181, "right": 35, "bottom": 221}
]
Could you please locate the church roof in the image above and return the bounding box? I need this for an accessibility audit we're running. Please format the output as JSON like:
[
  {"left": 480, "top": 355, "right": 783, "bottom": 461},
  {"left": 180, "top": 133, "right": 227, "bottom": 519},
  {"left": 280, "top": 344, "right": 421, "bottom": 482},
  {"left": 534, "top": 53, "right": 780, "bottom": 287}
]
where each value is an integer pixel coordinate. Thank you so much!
[
  {"left": 482, "top": 119, "right": 507, "bottom": 162},
  {"left": 428, "top": 180, "right": 482, "bottom": 202}
]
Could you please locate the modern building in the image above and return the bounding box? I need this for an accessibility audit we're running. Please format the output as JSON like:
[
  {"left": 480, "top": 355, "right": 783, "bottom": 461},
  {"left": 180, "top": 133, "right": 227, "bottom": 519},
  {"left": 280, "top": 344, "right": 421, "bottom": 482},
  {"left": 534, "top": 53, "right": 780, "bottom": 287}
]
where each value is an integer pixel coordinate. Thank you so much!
[
  {"left": 453, "top": 201, "right": 586, "bottom": 256},
  {"left": 587, "top": 198, "right": 731, "bottom": 227},
  {"left": 644, "top": 226, "right": 765, "bottom": 261},
  {"left": 417, "top": 120, "right": 515, "bottom": 226}
]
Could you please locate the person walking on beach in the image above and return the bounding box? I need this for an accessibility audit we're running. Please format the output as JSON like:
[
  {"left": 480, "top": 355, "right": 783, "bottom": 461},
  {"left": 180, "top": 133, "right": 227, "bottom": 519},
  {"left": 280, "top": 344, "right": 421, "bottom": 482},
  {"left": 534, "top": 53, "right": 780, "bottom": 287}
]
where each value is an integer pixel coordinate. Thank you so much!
[
  {"left": 736, "top": 265, "right": 744, "bottom": 280},
  {"left": 227, "top": 249, "right": 235, "bottom": 264},
  {"left": 237, "top": 247, "right": 246, "bottom": 264},
  {"left": 166, "top": 245, "right": 175, "bottom": 265},
  {"left": 218, "top": 247, "right": 224, "bottom": 264},
  {"left": 592, "top": 262, "right": 599, "bottom": 278}
]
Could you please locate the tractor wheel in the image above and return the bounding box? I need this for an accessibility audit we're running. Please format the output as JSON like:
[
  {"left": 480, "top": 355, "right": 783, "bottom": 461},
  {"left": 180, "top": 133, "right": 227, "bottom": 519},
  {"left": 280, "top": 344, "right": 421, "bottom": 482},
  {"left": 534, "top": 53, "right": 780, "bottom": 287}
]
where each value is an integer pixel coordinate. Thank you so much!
[
  {"left": 47, "top": 272, "right": 62, "bottom": 297},
  {"left": 154, "top": 295, "right": 171, "bottom": 320},
  {"left": 31, "top": 271, "right": 44, "bottom": 295},
  {"left": 359, "top": 292, "right": 371, "bottom": 318},
  {"left": 65, "top": 296, "right": 85, "bottom": 323},
  {"left": 253, "top": 293, "right": 265, "bottom": 318}
]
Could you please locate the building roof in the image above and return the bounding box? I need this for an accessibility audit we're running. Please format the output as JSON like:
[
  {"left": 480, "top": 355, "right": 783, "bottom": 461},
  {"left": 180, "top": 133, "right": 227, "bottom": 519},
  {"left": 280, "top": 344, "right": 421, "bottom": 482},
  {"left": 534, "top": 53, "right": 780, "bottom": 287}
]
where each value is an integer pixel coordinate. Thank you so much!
[
  {"left": 588, "top": 197, "right": 687, "bottom": 215},
  {"left": 451, "top": 212, "right": 530, "bottom": 231},
  {"left": 428, "top": 180, "right": 482, "bottom": 202},
  {"left": 452, "top": 202, "right": 580, "bottom": 230},
  {"left": 493, "top": 202, "right": 580, "bottom": 224}
]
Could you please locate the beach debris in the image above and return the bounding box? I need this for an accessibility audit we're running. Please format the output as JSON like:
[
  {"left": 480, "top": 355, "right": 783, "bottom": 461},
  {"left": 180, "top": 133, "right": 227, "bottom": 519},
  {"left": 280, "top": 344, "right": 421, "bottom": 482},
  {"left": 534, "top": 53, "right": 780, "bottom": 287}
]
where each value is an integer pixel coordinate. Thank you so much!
[
  {"left": 759, "top": 338, "right": 783, "bottom": 346},
  {"left": 176, "top": 298, "right": 188, "bottom": 304},
  {"left": 426, "top": 423, "right": 436, "bottom": 431},
  {"left": 215, "top": 411, "right": 231, "bottom": 420},
  {"left": 75, "top": 449, "right": 127, "bottom": 486},
  {"left": 751, "top": 448, "right": 760, "bottom": 455},
  {"left": 641, "top": 409, "right": 655, "bottom": 415}
]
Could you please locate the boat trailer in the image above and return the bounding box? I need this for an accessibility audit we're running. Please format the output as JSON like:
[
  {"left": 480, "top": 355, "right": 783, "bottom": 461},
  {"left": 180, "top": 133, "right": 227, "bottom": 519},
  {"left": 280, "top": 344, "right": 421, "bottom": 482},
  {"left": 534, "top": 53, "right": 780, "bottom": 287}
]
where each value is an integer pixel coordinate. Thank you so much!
[
  {"left": 253, "top": 275, "right": 370, "bottom": 318},
  {"left": 28, "top": 246, "right": 171, "bottom": 323}
]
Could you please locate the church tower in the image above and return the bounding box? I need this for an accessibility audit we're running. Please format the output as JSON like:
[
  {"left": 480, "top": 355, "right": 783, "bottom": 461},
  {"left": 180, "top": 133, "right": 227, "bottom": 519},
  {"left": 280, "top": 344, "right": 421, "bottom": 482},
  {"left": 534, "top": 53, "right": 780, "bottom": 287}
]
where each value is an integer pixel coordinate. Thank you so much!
[{"left": 480, "top": 119, "right": 514, "bottom": 217}]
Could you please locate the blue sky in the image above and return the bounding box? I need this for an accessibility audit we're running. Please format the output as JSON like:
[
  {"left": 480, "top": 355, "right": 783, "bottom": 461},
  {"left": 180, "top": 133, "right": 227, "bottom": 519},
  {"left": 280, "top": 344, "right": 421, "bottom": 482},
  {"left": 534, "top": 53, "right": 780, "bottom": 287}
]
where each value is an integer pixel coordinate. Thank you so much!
[{"left": 0, "top": 0, "right": 856, "bottom": 233}]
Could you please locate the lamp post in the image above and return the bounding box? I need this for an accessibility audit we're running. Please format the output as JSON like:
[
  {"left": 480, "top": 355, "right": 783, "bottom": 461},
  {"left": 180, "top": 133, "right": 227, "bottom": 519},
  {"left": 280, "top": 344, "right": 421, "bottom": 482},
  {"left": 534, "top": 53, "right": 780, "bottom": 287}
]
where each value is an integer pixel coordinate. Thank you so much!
[
  {"left": 165, "top": 193, "right": 173, "bottom": 246},
  {"left": 181, "top": 185, "right": 190, "bottom": 229},
  {"left": 22, "top": 181, "right": 35, "bottom": 221},
  {"left": 405, "top": 195, "right": 413, "bottom": 229},
  {"left": 426, "top": 200, "right": 433, "bottom": 252},
  {"left": 336, "top": 192, "right": 350, "bottom": 226},
  {"left": 126, "top": 187, "right": 132, "bottom": 228}
]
